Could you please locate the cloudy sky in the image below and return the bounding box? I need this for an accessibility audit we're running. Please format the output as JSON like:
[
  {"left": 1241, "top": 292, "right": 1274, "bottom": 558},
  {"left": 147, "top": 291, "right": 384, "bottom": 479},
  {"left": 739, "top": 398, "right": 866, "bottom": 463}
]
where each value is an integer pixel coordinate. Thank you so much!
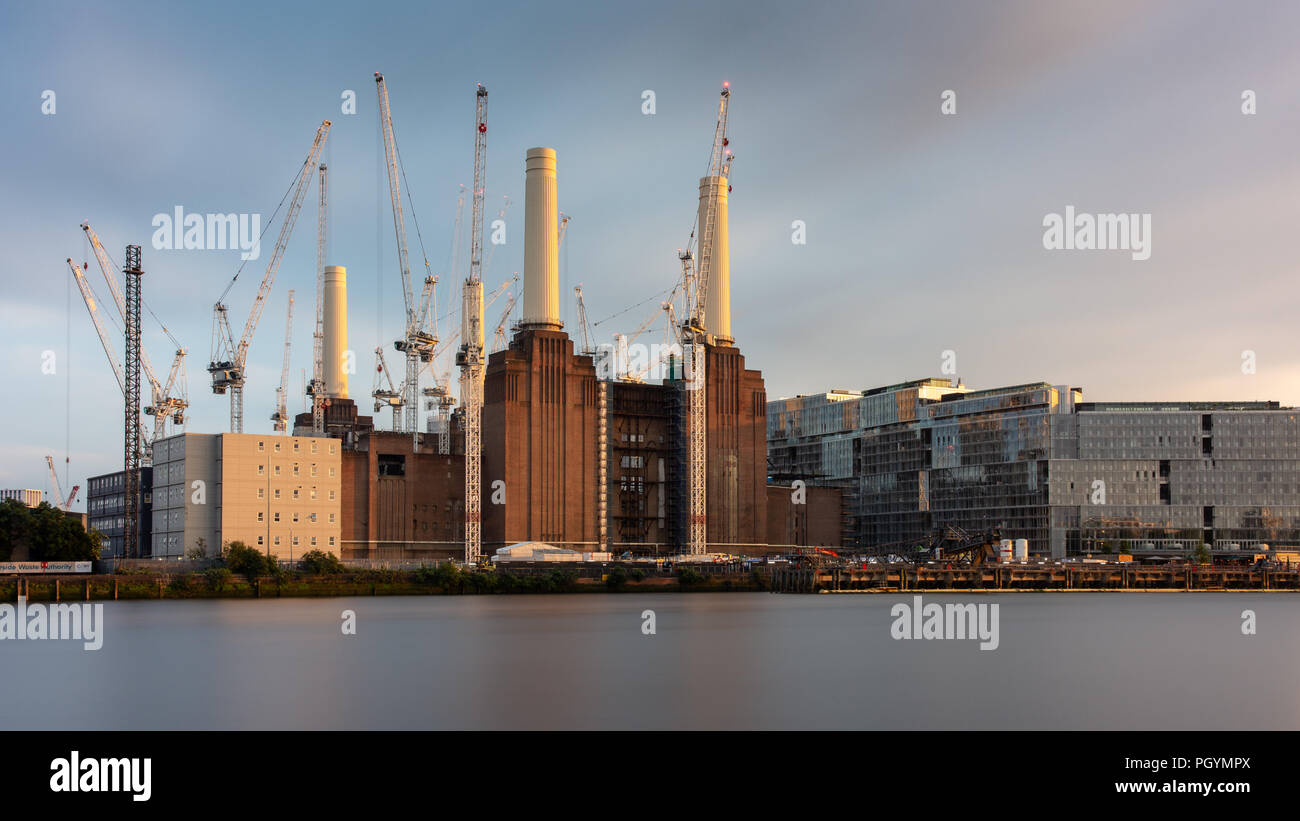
[{"left": 3, "top": 0, "right": 1299, "bottom": 505}]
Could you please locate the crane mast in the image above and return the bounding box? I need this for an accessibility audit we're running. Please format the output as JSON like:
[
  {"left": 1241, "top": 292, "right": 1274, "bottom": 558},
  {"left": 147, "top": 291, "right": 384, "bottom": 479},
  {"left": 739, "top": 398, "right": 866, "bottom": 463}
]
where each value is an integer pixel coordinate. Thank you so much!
[
  {"left": 209, "top": 120, "right": 330, "bottom": 433},
  {"left": 310, "top": 162, "right": 327, "bottom": 434},
  {"left": 272, "top": 290, "right": 295, "bottom": 432},
  {"left": 124, "top": 244, "right": 142, "bottom": 560},
  {"left": 459, "top": 83, "right": 489, "bottom": 565}
]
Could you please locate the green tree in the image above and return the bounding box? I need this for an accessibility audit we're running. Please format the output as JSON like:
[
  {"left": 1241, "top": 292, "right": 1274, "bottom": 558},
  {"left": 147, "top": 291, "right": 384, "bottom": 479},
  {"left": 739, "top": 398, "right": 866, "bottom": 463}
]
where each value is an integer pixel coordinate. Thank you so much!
[
  {"left": 298, "top": 549, "right": 344, "bottom": 574},
  {"left": 676, "top": 566, "right": 705, "bottom": 587},
  {"left": 223, "top": 540, "right": 274, "bottom": 580},
  {"left": 1193, "top": 543, "right": 1212, "bottom": 565},
  {"left": 12, "top": 503, "right": 101, "bottom": 562},
  {"left": 605, "top": 565, "right": 628, "bottom": 590},
  {"left": 0, "top": 499, "right": 31, "bottom": 560}
]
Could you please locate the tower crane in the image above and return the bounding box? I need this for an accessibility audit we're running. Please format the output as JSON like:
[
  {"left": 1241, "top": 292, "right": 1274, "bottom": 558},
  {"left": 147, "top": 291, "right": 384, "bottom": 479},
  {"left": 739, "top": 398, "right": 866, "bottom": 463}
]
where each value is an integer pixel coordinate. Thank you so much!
[
  {"left": 81, "top": 223, "right": 188, "bottom": 445},
  {"left": 458, "top": 83, "right": 489, "bottom": 564},
  {"left": 307, "top": 162, "right": 328, "bottom": 434},
  {"left": 209, "top": 120, "right": 330, "bottom": 433},
  {"left": 680, "top": 82, "right": 731, "bottom": 555},
  {"left": 573, "top": 285, "right": 593, "bottom": 355},
  {"left": 371, "top": 345, "right": 404, "bottom": 429},
  {"left": 271, "top": 290, "right": 295, "bottom": 432},
  {"left": 491, "top": 276, "right": 521, "bottom": 353},
  {"left": 45, "top": 456, "right": 79, "bottom": 512},
  {"left": 65, "top": 258, "right": 152, "bottom": 460},
  {"left": 375, "top": 73, "right": 438, "bottom": 440}
]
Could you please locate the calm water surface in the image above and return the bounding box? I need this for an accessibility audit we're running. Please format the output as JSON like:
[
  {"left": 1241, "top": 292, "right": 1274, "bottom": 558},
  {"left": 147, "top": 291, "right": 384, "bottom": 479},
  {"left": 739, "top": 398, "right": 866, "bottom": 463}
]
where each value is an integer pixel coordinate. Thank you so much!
[{"left": 1, "top": 592, "right": 1296, "bottom": 730}]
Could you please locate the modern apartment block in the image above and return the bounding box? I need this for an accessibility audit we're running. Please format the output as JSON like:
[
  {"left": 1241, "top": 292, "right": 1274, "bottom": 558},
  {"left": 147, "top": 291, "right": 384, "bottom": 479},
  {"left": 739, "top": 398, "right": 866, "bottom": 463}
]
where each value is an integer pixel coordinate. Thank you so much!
[
  {"left": 86, "top": 468, "right": 152, "bottom": 558},
  {"left": 151, "top": 432, "right": 342, "bottom": 559},
  {"left": 768, "top": 379, "right": 1300, "bottom": 557}
]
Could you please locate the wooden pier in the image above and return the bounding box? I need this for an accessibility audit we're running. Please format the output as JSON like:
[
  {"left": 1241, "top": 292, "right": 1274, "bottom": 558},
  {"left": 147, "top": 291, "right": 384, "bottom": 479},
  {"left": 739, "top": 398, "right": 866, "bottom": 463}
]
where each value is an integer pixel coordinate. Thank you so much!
[{"left": 767, "top": 563, "right": 1300, "bottom": 593}]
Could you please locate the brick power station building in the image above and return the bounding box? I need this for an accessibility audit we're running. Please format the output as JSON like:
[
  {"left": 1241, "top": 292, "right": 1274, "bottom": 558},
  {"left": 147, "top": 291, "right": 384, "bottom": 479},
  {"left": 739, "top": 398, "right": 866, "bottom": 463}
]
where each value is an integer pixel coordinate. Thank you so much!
[{"left": 133, "top": 144, "right": 833, "bottom": 561}]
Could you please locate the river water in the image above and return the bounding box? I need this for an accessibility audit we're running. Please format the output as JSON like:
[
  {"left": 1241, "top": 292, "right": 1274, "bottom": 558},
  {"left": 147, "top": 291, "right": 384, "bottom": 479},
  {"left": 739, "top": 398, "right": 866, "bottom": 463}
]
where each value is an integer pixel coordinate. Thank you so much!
[{"left": 1, "top": 592, "right": 1295, "bottom": 730}]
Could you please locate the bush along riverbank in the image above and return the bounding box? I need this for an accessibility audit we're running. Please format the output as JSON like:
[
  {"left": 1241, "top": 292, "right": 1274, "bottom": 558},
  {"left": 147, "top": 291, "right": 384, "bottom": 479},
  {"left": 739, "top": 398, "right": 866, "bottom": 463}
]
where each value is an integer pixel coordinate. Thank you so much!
[{"left": 2, "top": 559, "right": 769, "bottom": 602}]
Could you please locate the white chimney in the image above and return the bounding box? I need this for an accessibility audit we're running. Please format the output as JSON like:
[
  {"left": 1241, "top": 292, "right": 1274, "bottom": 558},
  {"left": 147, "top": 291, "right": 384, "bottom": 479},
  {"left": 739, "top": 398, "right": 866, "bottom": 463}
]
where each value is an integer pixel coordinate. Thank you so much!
[
  {"left": 323, "top": 265, "right": 349, "bottom": 398},
  {"left": 522, "top": 147, "right": 561, "bottom": 329},
  {"left": 698, "top": 174, "right": 731, "bottom": 344}
]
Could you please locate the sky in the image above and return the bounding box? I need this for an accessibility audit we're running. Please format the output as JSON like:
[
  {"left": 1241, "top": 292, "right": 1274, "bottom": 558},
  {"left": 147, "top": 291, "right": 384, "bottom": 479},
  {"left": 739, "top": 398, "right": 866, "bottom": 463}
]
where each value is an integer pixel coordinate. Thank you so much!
[{"left": 2, "top": 0, "right": 1300, "bottom": 507}]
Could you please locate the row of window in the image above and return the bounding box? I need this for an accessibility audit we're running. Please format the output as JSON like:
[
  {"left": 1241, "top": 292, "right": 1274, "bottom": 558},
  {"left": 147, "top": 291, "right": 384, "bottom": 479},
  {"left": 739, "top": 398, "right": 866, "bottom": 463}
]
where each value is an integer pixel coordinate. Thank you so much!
[
  {"left": 256, "top": 511, "right": 336, "bottom": 524},
  {"left": 255, "top": 487, "right": 336, "bottom": 501},
  {"left": 257, "top": 534, "right": 335, "bottom": 547},
  {"left": 256, "top": 463, "right": 335, "bottom": 477},
  {"left": 257, "top": 440, "right": 338, "bottom": 455}
]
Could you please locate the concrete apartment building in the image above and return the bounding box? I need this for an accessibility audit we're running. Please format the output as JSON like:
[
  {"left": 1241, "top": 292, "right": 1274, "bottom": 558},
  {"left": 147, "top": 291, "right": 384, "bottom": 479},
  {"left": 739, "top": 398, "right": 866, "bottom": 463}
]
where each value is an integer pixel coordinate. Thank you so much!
[
  {"left": 0, "top": 489, "right": 44, "bottom": 507},
  {"left": 769, "top": 378, "right": 1300, "bottom": 557},
  {"left": 151, "top": 432, "right": 341, "bottom": 558}
]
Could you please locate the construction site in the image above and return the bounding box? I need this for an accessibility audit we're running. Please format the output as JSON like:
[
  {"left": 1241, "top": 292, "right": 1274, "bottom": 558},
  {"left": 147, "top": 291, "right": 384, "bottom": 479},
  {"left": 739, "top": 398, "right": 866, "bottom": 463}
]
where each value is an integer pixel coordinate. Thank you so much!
[
  {"left": 34, "top": 77, "right": 1300, "bottom": 572},
  {"left": 46, "top": 78, "right": 838, "bottom": 565}
]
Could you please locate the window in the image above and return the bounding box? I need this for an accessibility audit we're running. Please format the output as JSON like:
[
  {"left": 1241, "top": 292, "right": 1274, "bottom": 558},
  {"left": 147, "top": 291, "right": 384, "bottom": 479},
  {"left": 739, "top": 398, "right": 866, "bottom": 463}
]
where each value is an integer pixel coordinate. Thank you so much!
[
  {"left": 274, "top": 465, "right": 281, "bottom": 476},
  {"left": 258, "top": 441, "right": 265, "bottom": 452},
  {"left": 311, "top": 536, "right": 317, "bottom": 546},
  {"left": 274, "top": 536, "right": 281, "bottom": 546},
  {"left": 311, "top": 464, "right": 318, "bottom": 477},
  {"left": 329, "top": 444, "right": 336, "bottom": 454},
  {"left": 273, "top": 512, "right": 280, "bottom": 523},
  {"left": 329, "top": 490, "right": 335, "bottom": 501},
  {"left": 293, "top": 463, "right": 300, "bottom": 476},
  {"left": 293, "top": 441, "right": 300, "bottom": 452},
  {"left": 309, "top": 512, "right": 317, "bottom": 522},
  {"left": 310, "top": 488, "right": 317, "bottom": 500},
  {"left": 257, "top": 488, "right": 264, "bottom": 499},
  {"left": 292, "top": 512, "right": 299, "bottom": 524},
  {"left": 329, "top": 513, "right": 336, "bottom": 523},
  {"left": 329, "top": 467, "right": 335, "bottom": 477},
  {"left": 292, "top": 535, "right": 299, "bottom": 546},
  {"left": 257, "top": 512, "right": 264, "bottom": 522},
  {"left": 293, "top": 488, "right": 300, "bottom": 500},
  {"left": 274, "top": 488, "right": 281, "bottom": 499},
  {"left": 311, "top": 442, "right": 318, "bottom": 454},
  {"left": 274, "top": 442, "right": 281, "bottom": 452},
  {"left": 257, "top": 464, "right": 265, "bottom": 475},
  {"left": 329, "top": 537, "right": 335, "bottom": 546},
  {"left": 257, "top": 535, "right": 264, "bottom": 546}
]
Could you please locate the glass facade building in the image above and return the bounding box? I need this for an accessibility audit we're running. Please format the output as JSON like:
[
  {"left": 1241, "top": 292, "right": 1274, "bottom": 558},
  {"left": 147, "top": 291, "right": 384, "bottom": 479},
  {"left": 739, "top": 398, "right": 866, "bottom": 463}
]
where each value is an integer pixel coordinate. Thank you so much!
[{"left": 768, "top": 380, "right": 1300, "bottom": 557}]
